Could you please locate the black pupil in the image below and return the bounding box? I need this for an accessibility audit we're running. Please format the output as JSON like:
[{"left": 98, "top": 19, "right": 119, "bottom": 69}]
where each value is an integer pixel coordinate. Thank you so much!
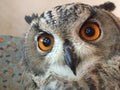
[
  {"left": 84, "top": 27, "right": 95, "bottom": 37},
  {"left": 43, "top": 37, "right": 51, "bottom": 47}
]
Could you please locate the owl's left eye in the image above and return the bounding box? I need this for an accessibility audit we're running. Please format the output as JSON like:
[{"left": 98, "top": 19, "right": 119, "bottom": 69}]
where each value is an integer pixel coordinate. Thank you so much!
[
  {"left": 37, "top": 34, "right": 54, "bottom": 51},
  {"left": 79, "top": 22, "right": 101, "bottom": 41}
]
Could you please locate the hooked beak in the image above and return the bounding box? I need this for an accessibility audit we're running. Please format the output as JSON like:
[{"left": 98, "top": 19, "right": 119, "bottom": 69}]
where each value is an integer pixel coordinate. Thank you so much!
[{"left": 64, "top": 45, "right": 80, "bottom": 75}]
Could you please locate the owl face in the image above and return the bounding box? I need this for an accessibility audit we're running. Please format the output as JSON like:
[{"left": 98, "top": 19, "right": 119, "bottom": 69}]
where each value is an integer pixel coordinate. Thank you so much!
[{"left": 24, "top": 2, "right": 120, "bottom": 80}]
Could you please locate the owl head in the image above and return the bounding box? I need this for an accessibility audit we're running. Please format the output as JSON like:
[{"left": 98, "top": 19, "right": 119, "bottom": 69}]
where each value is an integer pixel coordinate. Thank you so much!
[{"left": 23, "top": 2, "right": 120, "bottom": 80}]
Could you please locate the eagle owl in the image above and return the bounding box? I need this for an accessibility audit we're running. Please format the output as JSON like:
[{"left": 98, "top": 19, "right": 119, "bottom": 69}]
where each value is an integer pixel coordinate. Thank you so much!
[{"left": 21, "top": 2, "right": 120, "bottom": 90}]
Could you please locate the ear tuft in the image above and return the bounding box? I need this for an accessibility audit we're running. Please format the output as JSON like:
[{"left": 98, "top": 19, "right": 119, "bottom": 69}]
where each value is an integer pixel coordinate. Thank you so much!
[
  {"left": 94, "top": 1, "right": 116, "bottom": 12},
  {"left": 25, "top": 13, "right": 38, "bottom": 24}
]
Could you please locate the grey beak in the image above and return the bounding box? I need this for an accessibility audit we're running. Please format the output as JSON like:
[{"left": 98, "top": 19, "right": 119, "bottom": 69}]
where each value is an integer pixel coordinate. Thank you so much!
[{"left": 64, "top": 46, "right": 76, "bottom": 75}]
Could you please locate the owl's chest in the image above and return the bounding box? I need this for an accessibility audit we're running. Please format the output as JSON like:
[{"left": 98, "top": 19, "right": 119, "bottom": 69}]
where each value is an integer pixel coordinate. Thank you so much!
[
  {"left": 33, "top": 74, "right": 84, "bottom": 90},
  {"left": 32, "top": 71, "right": 80, "bottom": 90}
]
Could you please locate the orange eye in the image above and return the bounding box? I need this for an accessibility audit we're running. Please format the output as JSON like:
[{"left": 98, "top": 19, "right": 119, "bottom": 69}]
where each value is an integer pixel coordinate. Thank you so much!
[
  {"left": 38, "top": 34, "right": 54, "bottom": 51},
  {"left": 80, "top": 22, "right": 101, "bottom": 41}
]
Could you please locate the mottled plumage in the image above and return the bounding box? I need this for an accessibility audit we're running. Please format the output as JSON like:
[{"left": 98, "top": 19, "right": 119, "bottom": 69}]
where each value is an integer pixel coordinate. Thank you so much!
[{"left": 22, "top": 2, "right": 120, "bottom": 90}]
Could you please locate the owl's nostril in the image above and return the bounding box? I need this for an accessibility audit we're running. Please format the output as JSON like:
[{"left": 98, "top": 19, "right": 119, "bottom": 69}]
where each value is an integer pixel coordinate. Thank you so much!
[{"left": 64, "top": 39, "right": 72, "bottom": 46}]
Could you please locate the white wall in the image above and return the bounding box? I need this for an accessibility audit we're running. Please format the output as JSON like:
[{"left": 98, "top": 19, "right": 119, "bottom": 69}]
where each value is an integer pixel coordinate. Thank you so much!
[{"left": 0, "top": 0, "right": 120, "bottom": 36}]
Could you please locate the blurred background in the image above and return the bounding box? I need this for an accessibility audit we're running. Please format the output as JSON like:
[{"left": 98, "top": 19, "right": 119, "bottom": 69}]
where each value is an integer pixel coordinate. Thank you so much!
[{"left": 0, "top": 0, "right": 120, "bottom": 37}]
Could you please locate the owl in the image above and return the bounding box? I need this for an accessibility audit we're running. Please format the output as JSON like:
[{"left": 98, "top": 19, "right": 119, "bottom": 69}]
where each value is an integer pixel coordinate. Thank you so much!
[{"left": 21, "top": 1, "right": 120, "bottom": 90}]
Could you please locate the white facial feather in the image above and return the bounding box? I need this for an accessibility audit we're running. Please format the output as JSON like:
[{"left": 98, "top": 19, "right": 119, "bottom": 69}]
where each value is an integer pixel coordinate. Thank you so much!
[{"left": 44, "top": 34, "right": 76, "bottom": 79}]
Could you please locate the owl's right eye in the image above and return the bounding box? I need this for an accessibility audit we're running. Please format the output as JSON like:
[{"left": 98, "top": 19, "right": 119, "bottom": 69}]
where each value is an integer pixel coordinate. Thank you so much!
[{"left": 37, "top": 34, "right": 54, "bottom": 51}]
